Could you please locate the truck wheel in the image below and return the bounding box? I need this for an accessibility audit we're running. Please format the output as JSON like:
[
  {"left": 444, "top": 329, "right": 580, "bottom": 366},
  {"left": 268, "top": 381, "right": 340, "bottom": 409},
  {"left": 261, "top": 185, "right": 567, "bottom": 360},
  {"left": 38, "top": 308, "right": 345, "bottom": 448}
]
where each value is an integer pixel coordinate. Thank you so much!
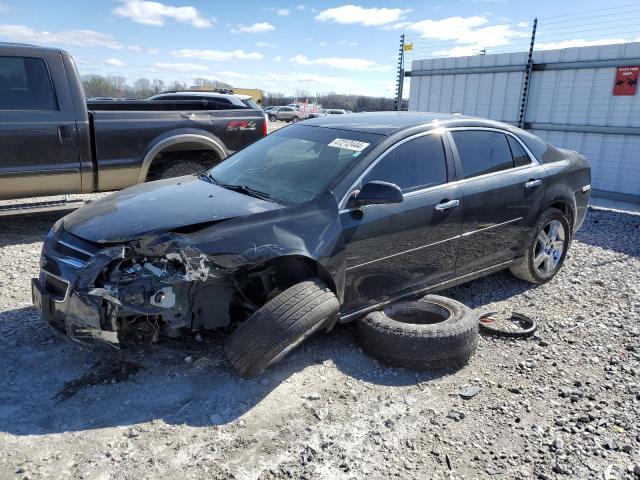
[
  {"left": 156, "top": 160, "right": 205, "bottom": 180},
  {"left": 509, "top": 207, "right": 571, "bottom": 284},
  {"left": 356, "top": 295, "right": 478, "bottom": 370},
  {"left": 226, "top": 279, "right": 339, "bottom": 377}
]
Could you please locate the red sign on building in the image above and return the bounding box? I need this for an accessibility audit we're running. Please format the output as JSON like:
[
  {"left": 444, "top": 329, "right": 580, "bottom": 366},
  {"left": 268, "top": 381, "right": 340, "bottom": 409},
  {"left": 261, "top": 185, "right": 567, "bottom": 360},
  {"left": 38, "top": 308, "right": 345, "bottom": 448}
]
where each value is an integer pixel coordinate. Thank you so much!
[{"left": 613, "top": 66, "right": 639, "bottom": 96}]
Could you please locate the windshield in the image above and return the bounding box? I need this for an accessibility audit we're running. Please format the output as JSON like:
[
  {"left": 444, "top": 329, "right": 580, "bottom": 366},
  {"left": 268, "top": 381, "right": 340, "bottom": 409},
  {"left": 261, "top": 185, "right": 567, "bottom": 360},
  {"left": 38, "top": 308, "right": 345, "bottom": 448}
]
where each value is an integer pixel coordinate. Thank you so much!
[{"left": 207, "top": 125, "right": 382, "bottom": 205}]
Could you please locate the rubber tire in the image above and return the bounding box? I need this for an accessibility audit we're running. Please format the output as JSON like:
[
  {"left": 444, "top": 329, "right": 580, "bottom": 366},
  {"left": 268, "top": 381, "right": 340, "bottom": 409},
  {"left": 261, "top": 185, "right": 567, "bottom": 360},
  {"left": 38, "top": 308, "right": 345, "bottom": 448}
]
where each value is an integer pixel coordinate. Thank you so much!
[
  {"left": 156, "top": 160, "right": 204, "bottom": 180},
  {"left": 226, "top": 279, "right": 339, "bottom": 377},
  {"left": 509, "top": 207, "right": 571, "bottom": 284},
  {"left": 269, "top": 114, "right": 277, "bottom": 122},
  {"left": 291, "top": 116, "right": 300, "bottom": 123},
  {"left": 356, "top": 295, "right": 478, "bottom": 370}
]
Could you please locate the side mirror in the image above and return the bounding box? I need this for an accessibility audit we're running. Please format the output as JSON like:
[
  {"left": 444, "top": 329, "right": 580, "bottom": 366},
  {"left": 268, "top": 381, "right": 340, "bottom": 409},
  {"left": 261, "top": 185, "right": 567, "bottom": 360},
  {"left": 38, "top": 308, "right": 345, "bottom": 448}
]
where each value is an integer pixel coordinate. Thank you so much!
[{"left": 352, "top": 181, "right": 403, "bottom": 207}]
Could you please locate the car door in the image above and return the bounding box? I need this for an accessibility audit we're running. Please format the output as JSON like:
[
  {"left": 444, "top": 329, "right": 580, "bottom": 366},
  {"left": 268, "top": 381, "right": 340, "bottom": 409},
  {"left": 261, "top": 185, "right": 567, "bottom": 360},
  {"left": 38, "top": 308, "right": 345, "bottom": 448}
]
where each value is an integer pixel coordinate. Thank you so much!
[
  {"left": 340, "top": 132, "right": 462, "bottom": 314},
  {"left": 449, "top": 128, "right": 547, "bottom": 276},
  {"left": 0, "top": 52, "right": 80, "bottom": 199}
]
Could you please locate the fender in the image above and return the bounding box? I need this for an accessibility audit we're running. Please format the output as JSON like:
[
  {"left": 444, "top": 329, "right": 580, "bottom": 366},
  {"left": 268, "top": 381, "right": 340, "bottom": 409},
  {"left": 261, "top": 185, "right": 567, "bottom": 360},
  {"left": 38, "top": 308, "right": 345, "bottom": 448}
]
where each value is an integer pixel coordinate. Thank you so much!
[{"left": 138, "top": 130, "right": 228, "bottom": 183}]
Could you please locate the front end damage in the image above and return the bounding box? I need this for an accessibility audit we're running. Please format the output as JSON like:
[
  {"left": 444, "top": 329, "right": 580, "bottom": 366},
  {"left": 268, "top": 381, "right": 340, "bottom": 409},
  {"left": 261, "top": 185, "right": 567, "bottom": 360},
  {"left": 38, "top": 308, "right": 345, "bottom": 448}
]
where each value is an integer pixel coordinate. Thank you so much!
[{"left": 33, "top": 192, "right": 345, "bottom": 348}]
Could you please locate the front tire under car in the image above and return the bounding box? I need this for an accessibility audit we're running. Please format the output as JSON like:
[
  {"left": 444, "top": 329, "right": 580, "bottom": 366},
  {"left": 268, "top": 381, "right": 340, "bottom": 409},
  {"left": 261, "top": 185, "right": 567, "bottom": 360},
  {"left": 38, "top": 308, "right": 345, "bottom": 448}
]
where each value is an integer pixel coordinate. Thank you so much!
[
  {"left": 226, "top": 278, "right": 339, "bottom": 377},
  {"left": 509, "top": 207, "right": 571, "bottom": 284}
]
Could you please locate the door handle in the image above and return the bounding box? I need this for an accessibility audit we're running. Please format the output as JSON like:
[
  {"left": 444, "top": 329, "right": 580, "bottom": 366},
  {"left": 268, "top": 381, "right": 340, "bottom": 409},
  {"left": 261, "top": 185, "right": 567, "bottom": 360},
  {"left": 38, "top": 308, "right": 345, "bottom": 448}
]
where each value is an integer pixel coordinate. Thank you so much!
[
  {"left": 435, "top": 199, "right": 460, "bottom": 212},
  {"left": 180, "top": 113, "right": 196, "bottom": 120},
  {"left": 57, "top": 125, "right": 74, "bottom": 143},
  {"left": 525, "top": 179, "right": 542, "bottom": 190}
]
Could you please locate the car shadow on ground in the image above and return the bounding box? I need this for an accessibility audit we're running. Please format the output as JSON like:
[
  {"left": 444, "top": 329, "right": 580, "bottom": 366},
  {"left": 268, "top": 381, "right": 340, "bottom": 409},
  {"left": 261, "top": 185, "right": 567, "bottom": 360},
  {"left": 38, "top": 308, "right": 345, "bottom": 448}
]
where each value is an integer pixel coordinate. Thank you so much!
[
  {"left": 0, "top": 267, "right": 536, "bottom": 438},
  {"left": 0, "top": 211, "right": 67, "bottom": 247}
]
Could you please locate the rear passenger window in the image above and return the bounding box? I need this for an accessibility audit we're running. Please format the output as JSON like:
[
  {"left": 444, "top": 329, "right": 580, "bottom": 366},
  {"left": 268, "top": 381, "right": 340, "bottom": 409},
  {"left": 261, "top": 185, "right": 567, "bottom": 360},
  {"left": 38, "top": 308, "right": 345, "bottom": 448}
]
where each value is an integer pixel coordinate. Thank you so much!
[
  {"left": 452, "top": 131, "right": 514, "bottom": 179},
  {"left": 363, "top": 134, "right": 447, "bottom": 193},
  {"left": 0, "top": 56, "right": 58, "bottom": 111},
  {"left": 507, "top": 135, "right": 532, "bottom": 167}
]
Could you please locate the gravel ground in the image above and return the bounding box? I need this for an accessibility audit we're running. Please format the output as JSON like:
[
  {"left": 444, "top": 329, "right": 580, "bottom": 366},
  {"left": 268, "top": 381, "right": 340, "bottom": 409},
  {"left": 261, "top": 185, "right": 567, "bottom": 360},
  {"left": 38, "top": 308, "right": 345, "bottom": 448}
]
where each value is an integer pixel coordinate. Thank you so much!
[{"left": 0, "top": 206, "right": 639, "bottom": 480}]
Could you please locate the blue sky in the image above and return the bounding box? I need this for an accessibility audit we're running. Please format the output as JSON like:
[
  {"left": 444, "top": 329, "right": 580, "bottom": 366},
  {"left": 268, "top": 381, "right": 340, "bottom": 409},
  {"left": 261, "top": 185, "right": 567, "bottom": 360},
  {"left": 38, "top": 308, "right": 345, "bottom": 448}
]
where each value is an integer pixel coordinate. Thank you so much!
[{"left": 0, "top": 0, "right": 638, "bottom": 96}]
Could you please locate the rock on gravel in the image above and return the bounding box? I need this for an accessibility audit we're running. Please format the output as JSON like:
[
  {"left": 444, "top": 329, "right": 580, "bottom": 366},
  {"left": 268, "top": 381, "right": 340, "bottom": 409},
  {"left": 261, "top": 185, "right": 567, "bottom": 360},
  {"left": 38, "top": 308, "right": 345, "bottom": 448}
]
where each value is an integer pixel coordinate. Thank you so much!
[{"left": 0, "top": 206, "right": 639, "bottom": 479}]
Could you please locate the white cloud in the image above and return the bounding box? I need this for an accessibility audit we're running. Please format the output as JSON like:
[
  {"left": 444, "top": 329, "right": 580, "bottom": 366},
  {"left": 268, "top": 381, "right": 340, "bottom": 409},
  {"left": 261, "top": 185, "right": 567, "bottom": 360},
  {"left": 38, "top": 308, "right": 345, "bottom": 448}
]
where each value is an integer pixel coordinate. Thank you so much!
[
  {"left": 0, "top": 24, "right": 122, "bottom": 49},
  {"left": 104, "top": 58, "right": 126, "bottom": 67},
  {"left": 295, "top": 5, "right": 305, "bottom": 10},
  {"left": 0, "top": 2, "right": 9, "bottom": 13},
  {"left": 147, "top": 48, "right": 161, "bottom": 54},
  {"left": 172, "top": 48, "right": 263, "bottom": 61},
  {"left": 127, "top": 45, "right": 143, "bottom": 51},
  {"left": 337, "top": 40, "right": 357, "bottom": 46},
  {"left": 274, "top": 55, "right": 283, "bottom": 62},
  {"left": 113, "top": 0, "right": 212, "bottom": 28},
  {"left": 405, "top": 15, "right": 529, "bottom": 54},
  {"left": 315, "top": 5, "right": 409, "bottom": 26},
  {"left": 214, "top": 70, "right": 250, "bottom": 79},
  {"left": 231, "top": 22, "right": 275, "bottom": 34},
  {"left": 318, "top": 41, "right": 328, "bottom": 47},
  {"left": 535, "top": 38, "right": 629, "bottom": 51},
  {"left": 255, "top": 41, "right": 276, "bottom": 48},
  {"left": 291, "top": 54, "right": 391, "bottom": 71},
  {"left": 155, "top": 62, "right": 209, "bottom": 72},
  {"left": 277, "top": 8, "right": 290, "bottom": 16}
]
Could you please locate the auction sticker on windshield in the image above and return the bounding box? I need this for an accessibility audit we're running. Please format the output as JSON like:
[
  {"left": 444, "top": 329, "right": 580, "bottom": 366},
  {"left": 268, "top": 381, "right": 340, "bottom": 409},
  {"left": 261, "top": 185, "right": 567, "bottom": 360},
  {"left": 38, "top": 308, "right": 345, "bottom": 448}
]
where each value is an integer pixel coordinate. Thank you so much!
[{"left": 328, "top": 138, "right": 370, "bottom": 152}]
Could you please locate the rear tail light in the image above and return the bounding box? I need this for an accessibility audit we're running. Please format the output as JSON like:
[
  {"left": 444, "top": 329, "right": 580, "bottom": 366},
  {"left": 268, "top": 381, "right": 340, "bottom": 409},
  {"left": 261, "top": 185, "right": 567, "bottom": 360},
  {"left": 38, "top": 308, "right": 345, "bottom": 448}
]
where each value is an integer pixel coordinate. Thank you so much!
[{"left": 263, "top": 114, "right": 268, "bottom": 136}]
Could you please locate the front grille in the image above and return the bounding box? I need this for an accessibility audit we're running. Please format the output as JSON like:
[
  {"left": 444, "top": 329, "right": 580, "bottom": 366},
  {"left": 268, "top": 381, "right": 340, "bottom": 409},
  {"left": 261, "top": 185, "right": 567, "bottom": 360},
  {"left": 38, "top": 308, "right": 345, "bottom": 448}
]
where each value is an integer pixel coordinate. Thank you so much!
[
  {"left": 52, "top": 229, "right": 99, "bottom": 268},
  {"left": 41, "top": 271, "right": 70, "bottom": 300}
]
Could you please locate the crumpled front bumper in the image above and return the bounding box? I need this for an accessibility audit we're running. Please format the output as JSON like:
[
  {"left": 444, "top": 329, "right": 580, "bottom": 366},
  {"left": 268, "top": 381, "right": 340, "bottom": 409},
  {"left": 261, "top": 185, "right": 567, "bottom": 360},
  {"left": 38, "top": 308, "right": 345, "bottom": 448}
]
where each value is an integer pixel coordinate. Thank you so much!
[{"left": 32, "top": 269, "right": 121, "bottom": 349}]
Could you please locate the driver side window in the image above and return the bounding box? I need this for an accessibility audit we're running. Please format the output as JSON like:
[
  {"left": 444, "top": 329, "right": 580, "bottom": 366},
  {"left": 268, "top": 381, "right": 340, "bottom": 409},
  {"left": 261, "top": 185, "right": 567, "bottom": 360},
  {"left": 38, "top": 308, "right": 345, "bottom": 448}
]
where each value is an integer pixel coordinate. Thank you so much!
[{"left": 362, "top": 134, "right": 447, "bottom": 193}]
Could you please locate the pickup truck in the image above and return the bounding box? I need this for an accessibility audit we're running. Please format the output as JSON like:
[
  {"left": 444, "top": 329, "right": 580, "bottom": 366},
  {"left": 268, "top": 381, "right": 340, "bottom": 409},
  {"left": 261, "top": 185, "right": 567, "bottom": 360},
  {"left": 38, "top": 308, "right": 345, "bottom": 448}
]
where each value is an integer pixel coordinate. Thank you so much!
[{"left": 0, "top": 43, "right": 267, "bottom": 208}]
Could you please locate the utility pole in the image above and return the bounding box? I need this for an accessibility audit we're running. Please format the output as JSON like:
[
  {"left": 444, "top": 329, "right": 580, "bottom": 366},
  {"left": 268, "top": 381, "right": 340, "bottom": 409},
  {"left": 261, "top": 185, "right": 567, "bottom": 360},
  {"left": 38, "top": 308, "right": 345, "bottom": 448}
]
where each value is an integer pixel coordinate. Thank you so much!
[
  {"left": 518, "top": 18, "right": 537, "bottom": 129},
  {"left": 395, "top": 34, "right": 405, "bottom": 111}
]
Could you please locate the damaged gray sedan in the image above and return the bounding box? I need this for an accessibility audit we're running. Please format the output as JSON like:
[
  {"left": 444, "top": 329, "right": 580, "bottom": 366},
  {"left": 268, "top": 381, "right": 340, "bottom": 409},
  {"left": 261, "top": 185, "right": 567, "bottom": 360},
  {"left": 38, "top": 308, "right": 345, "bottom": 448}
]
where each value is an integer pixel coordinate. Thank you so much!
[{"left": 33, "top": 113, "right": 590, "bottom": 376}]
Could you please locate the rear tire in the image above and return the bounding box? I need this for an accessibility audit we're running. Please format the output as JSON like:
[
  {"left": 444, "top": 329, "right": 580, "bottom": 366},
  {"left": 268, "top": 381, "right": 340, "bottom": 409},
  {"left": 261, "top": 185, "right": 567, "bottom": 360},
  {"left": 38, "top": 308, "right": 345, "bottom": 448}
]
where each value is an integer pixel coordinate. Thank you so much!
[
  {"left": 269, "top": 114, "right": 277, "bottom": 122},
  {"left": 226, "top": 279, "right": 339, "bottom": 377},
  {"left": 509, "top": 207, "right": 571, "bottom": 284},
  {"left": 156, "top": 160, "right": 204, "bottom": 180},
  {"left": 291, "top": 116, "right": 300, "bottom": 123}
]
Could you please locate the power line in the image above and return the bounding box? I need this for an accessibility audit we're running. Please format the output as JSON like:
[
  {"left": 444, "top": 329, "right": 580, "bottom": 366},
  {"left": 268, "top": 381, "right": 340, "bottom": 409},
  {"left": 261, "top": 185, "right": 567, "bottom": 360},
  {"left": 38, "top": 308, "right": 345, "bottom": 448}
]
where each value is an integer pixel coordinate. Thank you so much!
[{"left": 538, "top": 2, "right": 640, "bottom": 21}]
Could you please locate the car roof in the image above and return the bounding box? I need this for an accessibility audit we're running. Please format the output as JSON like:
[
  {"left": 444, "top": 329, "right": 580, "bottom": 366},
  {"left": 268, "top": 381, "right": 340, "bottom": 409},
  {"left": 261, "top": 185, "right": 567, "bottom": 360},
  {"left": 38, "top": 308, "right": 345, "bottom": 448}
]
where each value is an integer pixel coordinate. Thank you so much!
[
  {"left": 0, "top": 42, "right": 69, "bottom": 55},
  {"left": 302, "top": 111, "right": 516, "bottom": 135}
]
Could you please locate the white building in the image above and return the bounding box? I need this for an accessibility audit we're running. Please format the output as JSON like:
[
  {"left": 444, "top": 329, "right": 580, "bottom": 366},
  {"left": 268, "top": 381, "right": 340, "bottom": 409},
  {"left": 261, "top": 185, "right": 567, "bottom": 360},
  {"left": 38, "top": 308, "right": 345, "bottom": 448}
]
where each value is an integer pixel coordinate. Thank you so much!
[{"left": 408, "top": 42, "right": 640, "bottom": 203}]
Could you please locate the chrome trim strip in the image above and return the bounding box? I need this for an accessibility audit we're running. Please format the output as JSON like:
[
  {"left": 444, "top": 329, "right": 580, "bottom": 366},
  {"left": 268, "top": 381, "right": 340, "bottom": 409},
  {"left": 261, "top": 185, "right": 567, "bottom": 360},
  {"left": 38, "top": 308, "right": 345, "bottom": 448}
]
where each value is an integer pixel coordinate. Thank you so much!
[
  {"left": 582, "top": 184, "right": 591, "bottom": 193},
  {"left": 57, "top": 239, "right": 94, "bottom": 258},
  {"left": 460, "top": 217, "right": 523, "bottom": 237},
  {"left": 57, "top": 257, "right": 87, "bottom": 268},
  {"left": 345, "top": 235, "right": 460, "bottom": 272},
  {"left": 339, "top": 258, "right": 518, "bottom": 322}
]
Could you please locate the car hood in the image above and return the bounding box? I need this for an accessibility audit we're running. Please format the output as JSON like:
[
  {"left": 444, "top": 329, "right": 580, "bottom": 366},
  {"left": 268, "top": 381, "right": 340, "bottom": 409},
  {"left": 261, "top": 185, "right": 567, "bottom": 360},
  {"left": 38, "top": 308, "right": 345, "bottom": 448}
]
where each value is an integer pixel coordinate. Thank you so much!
[{"left": 62, "top": 175, "right": 282, "bottom": 243}]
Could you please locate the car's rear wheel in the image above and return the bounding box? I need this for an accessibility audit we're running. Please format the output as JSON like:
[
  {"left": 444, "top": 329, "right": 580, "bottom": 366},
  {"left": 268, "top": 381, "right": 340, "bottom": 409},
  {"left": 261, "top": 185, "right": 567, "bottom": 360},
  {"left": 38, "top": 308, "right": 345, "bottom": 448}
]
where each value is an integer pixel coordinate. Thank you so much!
[
  {"left": 226, "top": 279, "right": 339, "bottom": 377},
  {"left": 509, "top": 207, "right": 571, "bottom": 284},
  {"left": 291, "top": 116, "right": 300, "bottom": 123},
  {"left": 269, "top": 114, "right": 277, "bottom": 122},
  {"left": 156, "top": 160, "right": 204, "bottom": 180}
]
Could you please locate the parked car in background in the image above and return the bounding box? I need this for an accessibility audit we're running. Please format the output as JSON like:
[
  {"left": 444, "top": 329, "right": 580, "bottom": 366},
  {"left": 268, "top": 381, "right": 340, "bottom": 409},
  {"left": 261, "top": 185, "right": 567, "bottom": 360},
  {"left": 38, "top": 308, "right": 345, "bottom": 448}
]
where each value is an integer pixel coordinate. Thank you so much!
[
  {"left": 275, "top": 106, "right": 304, "bottom": 122},
  {"left": 0, "top": 44, "right": 267, "bottom": 209},
  {"left": 324, "top": 109, "right": 348, "bottom": 115},
  {"left": 149, "top": 90, "right": 261, "bottom": 110},
  {"left": 264, "top": 106, "right": 284, "bottom": 121},
  {"left": 33, "top": 112, "right": 590, "bottom": 376}
]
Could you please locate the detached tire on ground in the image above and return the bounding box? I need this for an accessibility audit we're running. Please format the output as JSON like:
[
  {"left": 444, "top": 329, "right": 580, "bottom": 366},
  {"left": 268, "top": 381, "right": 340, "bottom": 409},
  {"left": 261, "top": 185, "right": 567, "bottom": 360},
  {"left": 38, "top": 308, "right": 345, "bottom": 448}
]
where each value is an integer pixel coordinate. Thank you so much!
[
  {"left": 156, "top": 160, "right": 205, "bottom": 180},
  {"left": 356, "top": 295, "right": 478, "bottom": 370},
  {"left": 226, "top": 279, "right": 339, "bottom": 377}
]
